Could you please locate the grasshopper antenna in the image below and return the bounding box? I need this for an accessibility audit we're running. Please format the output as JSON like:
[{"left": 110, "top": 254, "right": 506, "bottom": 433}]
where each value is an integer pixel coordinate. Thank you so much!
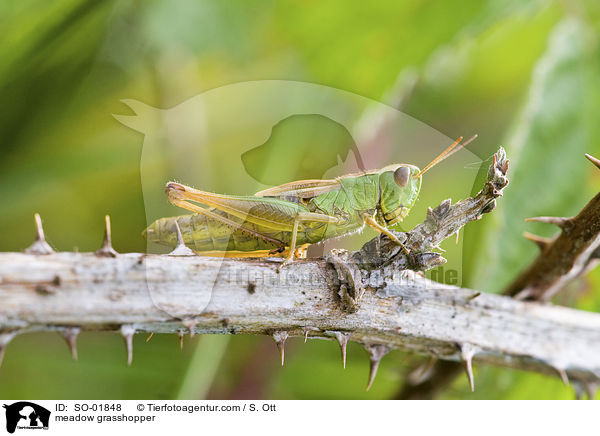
[
  {"left": 445, "top": 134, "right": 478, "bottom": 160},
  {"left": 413, "top": 134, "right": 478, "bottom": 179}
]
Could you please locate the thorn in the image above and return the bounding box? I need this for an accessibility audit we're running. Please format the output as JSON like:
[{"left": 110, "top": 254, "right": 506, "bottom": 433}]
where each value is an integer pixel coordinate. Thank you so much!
[
  {"left": 573, "top": 381, "right": 585, "bottom": 400},
  {"left": 120, "top": 325, "right": 136, "bottom": 366},
  {"left": 168, "top": 221, "right": 195, "bottom": 256},
  {"left": 178, "top": 330, "right": 184, "bottom": 350},
  {"left": 60, "top": 327, "right": 80, "bottom": 361},
  {"left": 585, "top": 381, "right": 598, "bottom": 400},
  {"left": 572, "top": 379, "right": 595, "bottom": 400},
  {"left": 455, "top": 228, "right": 460, "bottom": 245},
  {"left": 0, "top": 332, "right": 18, "bottom": 369},
  {"left": 145, "top": 332, "right": 154, "bottom": 343},
  {"left": 466, "top": 292, "right": 481, "bottom": 302},
  {"left": 302, "top": 326, "right": 318, "bottom": 343},
  {"left": 271, "top": 330, "right": 288, "bottom": 366},
  {"left": 364, "top": 344, "right": 390, "bottom": 391},
  {"left": 523, "top": 232, "right": 554, "bottom": 250},
  {"left": 513, "top": 288, "right": 534, "bottom": 301},
  {"left": 182, "top": 319, "right": 197, "bottom": 338},
  {"left": 409, "top": 252, "right": 446, "bottom": 271},
  {"left": 25, "top": 213, "right": 55, "bottom": 255},
  {"left": 585, "top": 153, "right": 600, "bottom": 170},
  {"left": 407, "top": 357, "right": 438, "bottom": 384},
  {"left": 433, "top": 244, "right": 446, "bottom": 253},
  {"left": 556, "top": 367, "right": 569, "bottom": 386},
  {"left": 96, "top": 215, "right": 118, "bottom": 257},
  {"left": 331, "top": 332, "right": 351, "bottom": 369},
  {"left": 525, "top": 216, "right": 570, "bottom": 229},
  {"left": 460, "top": 343, "right": 477, "bottom": 392}
]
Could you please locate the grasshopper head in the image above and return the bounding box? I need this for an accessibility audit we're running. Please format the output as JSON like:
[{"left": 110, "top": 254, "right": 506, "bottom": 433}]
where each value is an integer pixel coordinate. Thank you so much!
[
  {"left": 378, "top": 135, "right": 477, "bottom": 225},
  {"left": 378, "top": 164, "right": 421, "bottom": 225}
]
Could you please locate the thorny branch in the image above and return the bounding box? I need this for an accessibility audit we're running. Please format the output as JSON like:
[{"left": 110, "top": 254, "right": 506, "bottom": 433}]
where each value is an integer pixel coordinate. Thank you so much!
[
  {"left": 1, "top": 148, "right": 600, "bottom": 393},
  {"left": 397, "top": 152, "right": 600, "bottom": 400},
  {"left": 505, "top": 154, "right": 600, "bottom": 301},
  {"left": 327, "top": 147, "right": 508, "bottom": 312}
]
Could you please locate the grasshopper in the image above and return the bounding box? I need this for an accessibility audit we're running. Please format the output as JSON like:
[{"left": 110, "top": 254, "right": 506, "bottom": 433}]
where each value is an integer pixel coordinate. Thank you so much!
[{"left": 143, "top": 135, "right": 476, "bottom": 265}]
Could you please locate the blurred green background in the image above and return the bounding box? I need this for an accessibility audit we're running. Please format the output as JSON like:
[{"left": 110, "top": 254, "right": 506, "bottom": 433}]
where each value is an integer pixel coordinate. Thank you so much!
[{"left": 1, "top": 0, "right": 600, "bottom": 400}]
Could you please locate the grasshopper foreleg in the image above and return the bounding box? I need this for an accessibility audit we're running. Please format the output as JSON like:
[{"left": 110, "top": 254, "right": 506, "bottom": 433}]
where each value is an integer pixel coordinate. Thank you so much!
[{"left": 363, "top": 214, "right": 409, "bottom": 254}]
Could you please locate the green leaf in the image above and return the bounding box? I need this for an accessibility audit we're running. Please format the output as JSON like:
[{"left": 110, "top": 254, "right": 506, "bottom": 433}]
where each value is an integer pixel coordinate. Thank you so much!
[{"left": 465, "top": 18, "right": 600, "bottom": 293}]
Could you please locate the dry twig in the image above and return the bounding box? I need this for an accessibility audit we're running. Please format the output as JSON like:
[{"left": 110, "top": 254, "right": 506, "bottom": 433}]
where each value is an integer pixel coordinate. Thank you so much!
[{"left": 397, "top": 152, "right": 600, "bottom": 399}]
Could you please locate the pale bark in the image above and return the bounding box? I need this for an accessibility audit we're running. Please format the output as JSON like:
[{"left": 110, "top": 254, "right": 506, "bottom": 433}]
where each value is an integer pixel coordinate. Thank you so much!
[
  {"left": 1, "top": 252, "right": 599, "bottom": 386},
  {"left": 2, "top": 147, "right": 599, "bottom": 391}
]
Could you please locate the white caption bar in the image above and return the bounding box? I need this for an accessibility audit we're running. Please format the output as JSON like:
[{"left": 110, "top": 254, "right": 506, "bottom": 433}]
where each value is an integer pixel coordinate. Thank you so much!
[{"left": 0, "top": 400, "right": 594, "bottom": 436}]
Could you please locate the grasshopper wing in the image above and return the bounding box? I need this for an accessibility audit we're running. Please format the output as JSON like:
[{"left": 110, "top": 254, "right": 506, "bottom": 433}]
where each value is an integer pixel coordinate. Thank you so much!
[{"left": 255, "top": 179, "right": 341, "bottom": 199}]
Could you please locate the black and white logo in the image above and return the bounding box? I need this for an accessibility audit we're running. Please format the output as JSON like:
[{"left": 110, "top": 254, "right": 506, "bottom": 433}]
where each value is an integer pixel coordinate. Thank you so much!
[{"left": 3, "top": 402, "right": 50, "bottom": 433}]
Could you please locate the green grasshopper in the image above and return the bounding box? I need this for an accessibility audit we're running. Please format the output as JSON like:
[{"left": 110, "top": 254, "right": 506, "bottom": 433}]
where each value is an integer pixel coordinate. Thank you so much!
[{"left": 143, "top": 135, "right": 476, "bottom": 264}]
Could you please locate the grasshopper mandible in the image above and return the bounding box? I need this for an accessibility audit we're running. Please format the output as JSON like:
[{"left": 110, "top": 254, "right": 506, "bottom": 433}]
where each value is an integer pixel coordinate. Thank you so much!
[{"left": 143, "top": 135, "right": 476, "bottom": 265}]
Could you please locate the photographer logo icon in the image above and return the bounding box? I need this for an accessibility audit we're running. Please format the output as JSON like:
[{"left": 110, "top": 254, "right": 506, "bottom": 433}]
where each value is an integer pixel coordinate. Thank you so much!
[{"left": 3, "top": 402, "right": 50, "bottom": 433}]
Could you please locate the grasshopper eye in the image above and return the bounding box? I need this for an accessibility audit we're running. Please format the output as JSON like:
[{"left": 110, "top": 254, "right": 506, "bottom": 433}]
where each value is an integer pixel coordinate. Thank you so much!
[{"left": 394, "top": 166, "right": 410, "bottom": 187}]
